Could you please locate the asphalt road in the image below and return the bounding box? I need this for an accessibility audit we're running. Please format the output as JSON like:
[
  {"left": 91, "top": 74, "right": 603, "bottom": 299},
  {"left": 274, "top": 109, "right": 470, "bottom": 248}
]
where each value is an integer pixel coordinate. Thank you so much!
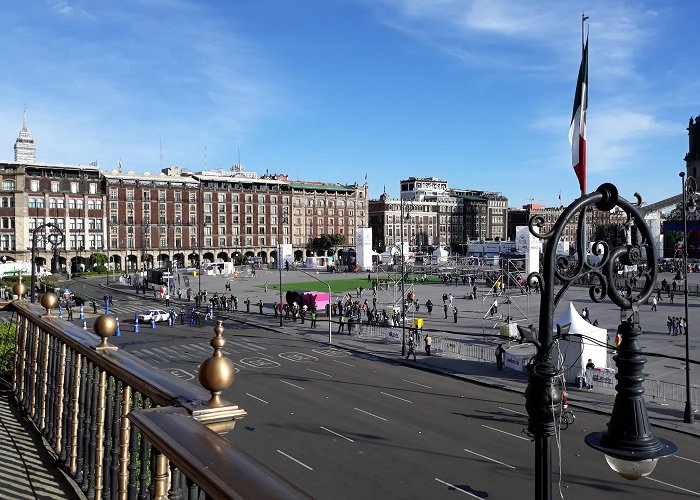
[
  {"left": 97, "top": 319, "right": 699, "bottom": 499},
  {"left": 61, "top": 276, "right": 700, "bottom": 498}
]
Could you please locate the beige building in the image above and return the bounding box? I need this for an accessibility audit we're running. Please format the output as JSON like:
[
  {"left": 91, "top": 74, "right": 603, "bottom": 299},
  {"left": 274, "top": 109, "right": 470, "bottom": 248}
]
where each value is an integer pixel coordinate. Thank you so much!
[
  {"left": 369, "top": 177, "right": 509, "bottom": 253},
  {"left": 0, "top": 118, "right": 368, "bottom": 271}
]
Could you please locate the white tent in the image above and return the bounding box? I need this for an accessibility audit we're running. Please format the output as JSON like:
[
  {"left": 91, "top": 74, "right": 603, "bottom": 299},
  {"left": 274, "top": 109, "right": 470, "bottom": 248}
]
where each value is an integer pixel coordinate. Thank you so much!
[
  {"left": 554, "top": 302, "right": 609, "bottom": 384},
  {"left": 432, "top": 247, "right": 449, "bottom": 263}
]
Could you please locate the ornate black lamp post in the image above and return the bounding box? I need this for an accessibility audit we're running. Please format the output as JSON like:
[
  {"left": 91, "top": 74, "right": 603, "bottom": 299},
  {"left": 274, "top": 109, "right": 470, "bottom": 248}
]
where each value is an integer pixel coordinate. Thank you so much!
[
  {"left": 521, "top": 183, "right": 676, "bottom": 499},
  {"left": 675, "top": 171, "right": 696, "bottom": 423},
  {"left": 30, "top": 223, "right": 64, "bottom": 303},
  {"left": 399, "top": 199, "right": 415, "bottom": 356}
]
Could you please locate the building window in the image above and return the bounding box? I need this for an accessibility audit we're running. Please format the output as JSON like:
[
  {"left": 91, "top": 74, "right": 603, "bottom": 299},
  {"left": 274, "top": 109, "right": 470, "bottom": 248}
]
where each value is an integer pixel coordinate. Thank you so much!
[
  {"left": 88, "top": 183, "right": 97, "bottom": 194},
  {"left": 2, "top": 180, "right": 15, "bottom": 191},
  {"left": 51, "top": 181, "right": 59, "bottom": 193},
  {"left": 30, "top": 180, "right": 39, "bottom": 192},
  {"left": 218, "top": 193, "right": 226, "bottom": 202}
]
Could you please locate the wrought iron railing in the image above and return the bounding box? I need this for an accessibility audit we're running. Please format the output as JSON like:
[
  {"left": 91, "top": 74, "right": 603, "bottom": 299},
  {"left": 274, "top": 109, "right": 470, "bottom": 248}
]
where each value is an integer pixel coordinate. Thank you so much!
[{"left": 7, "top": 298, "right": 310, "bottom": 500}]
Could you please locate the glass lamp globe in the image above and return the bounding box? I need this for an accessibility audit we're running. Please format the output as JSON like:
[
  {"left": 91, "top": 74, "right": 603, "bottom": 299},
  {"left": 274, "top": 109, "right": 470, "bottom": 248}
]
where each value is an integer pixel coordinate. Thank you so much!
[{"left": 604, "top": 455, "right": 658, "bottom": 480}]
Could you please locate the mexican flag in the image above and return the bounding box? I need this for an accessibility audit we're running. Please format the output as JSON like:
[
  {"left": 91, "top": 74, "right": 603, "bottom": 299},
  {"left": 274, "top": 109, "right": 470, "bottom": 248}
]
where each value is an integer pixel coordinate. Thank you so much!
[{"left": 569, "top": 38, "right": 588, "bottom": 194}]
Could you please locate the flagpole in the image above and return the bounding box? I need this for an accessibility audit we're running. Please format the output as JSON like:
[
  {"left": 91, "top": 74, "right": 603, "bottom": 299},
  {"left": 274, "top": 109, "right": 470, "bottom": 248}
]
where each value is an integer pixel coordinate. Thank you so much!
[{"left": 581, "top": 13, "right": 589, "bottom": 264}]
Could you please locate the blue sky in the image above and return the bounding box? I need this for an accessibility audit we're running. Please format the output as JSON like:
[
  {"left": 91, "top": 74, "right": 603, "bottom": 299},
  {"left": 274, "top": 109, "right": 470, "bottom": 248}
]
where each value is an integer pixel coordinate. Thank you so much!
[{"left": 1, "top": 0, "right": 698, "bottom": 208}]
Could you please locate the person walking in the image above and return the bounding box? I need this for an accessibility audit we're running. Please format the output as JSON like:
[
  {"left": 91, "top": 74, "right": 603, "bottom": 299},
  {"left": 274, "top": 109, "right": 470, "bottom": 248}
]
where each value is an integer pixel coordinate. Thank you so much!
[
  {"left": 310, "top": 309, "right": 317, "bottom": 328},
  {"left": 424, "top": 333, "right": 432, "bottom": 356},
  {"left": 495, "top": 344, "right": 505, "bottom": 370},
  {"left": 406, "top": 335, "right": 416, "bottom": 361},
  {"left": 258, "top": 299, "right": 264, "bottom": 314},
  {"left": 67, "top": 304, "right": 74, "bottom": 321},
  {"left": 245, "top": 298, "right": 251, "bottom": 313},
  {"left": 426, "top": 299, "right": 433, "bottom": 315},
  {"left": 180, "top": 307, "right": 185, "bottom": 325},
  {"left": 585, "top": 359, "right": 595, "bottom": 390},
  {"left": 651, "top": 296, "right": 657, "bottom": 312},
  {"left": 453, "top": 307, "right": 458, "bottom": 323},
  {"left": 443, "top": 303, "right": 448, "bottom": 319}
]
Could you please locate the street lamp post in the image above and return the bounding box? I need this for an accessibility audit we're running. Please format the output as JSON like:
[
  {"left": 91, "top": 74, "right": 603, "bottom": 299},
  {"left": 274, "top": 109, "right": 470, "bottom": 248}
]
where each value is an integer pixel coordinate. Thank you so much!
[
  {"left": 399, "top": 199, "right": 414, "bottom": 356},
  {"left": 678, "top": 171, "right": 696, "bottom": 424},
  {"left": 300, "top": 269, "right": 332, "bottom": 344},
  {"left": 30, "top": 223, "right": 64, "bottom": 303},
  {"left": 278, "top": 215, "right": 288, "bottom": 328},
  {"left": 519, "top": 183, "right": 676, "bottom": 499}
]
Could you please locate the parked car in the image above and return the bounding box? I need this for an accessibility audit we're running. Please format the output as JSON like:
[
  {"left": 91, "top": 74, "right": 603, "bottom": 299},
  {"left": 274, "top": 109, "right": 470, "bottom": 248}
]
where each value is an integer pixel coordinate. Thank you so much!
[{"left": 137, "top": 309, "right": 171, "bottom": 323}]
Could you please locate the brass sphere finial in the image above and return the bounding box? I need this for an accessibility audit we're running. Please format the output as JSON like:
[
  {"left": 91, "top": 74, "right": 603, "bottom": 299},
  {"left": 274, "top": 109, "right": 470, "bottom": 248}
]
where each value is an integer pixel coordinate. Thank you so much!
[
  {"left": 93, "top": 314, "right": 118, "bottom": 350},
  {"left": 12, "top": 274, "right": 26, "bottom": 300},
  {"left": 198, "top": 320, "right": 235, "bottom": 407},
  {"left": 40, "top": 292, "right": 59, "bottom": 317}
]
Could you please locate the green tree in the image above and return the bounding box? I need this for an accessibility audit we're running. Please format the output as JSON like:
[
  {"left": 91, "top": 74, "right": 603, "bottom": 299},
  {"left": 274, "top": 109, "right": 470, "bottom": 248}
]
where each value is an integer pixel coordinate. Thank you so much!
[
  {"left": 317, "top": 234, "right": 346, "bottom": 251},
  {"left": 90, "top": 252, "right": 108, "bottom": 266}
]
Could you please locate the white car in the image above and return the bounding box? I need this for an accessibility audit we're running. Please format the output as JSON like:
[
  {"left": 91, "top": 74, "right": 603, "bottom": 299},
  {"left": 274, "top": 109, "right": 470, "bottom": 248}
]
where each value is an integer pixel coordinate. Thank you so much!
[{"left": 137, "top": 309, "right": 171, "bottom": 323}]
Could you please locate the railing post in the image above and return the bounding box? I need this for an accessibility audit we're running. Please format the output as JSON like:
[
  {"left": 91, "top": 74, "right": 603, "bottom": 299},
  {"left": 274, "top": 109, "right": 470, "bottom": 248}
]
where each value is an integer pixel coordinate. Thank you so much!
[
  {"left": 70, "top": 352, "right": 82, "bottom": 475},
  {"left": 94, "top": 369, "right": 107, "bottom": 500},
  {"left": 54, "top": 342, "right": 67, "bottom": 455},
  {"left": 118, "top": 384, "right": 132, "bottom": 500}
]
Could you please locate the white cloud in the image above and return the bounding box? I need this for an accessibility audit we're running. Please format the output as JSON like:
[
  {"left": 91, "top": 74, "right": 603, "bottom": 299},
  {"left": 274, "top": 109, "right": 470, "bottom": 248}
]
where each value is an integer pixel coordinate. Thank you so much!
[{"left": 586, "top": 110, "right": 677, "bottom": 172}]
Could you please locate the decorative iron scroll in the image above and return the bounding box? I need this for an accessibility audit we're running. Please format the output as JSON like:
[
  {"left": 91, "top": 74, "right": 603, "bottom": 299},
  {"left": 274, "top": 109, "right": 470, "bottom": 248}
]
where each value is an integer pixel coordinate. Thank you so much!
[{"left": 526, "top": 183, "right": 657, "bottom": 330}]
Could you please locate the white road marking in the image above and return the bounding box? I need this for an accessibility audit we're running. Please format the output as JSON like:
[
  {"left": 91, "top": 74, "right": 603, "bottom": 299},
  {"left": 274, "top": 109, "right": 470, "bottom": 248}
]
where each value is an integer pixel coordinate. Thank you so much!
[
  {"left": 277, "top": 450, "right": 313, "bottom": 471},
  {"left": 672, "top": 455, "right": 700, "bottom": 465},
  {"left": 646, "top": 476, "right": 700, "bottom": 495},
  {"left": 380, "top": 391, "right": 413, "bottom": 403},
  {"left": 307, "top": 368, "right": 332, "bottom": 377},
  {"left": 280, "top": 380, "right": 305, "bottom": 390},
  {"left": 481, "top": 425, "right": 529, "bottom": 441},
  {"left": 354, "top": 408, "right": 387, "bottom": 421},
  {"left": 245, "top": 393, "right": 269, "bottom": 404},
  {"left": 402, "top": 379, "right": 431, "bottom": 389},
  {"left": 463, "top": 448, "right": 516, "bottom": 469},
  {"left": 333, "top": 359, "right": 356, "bottom": 367},
  {"left": 498, "top": 406, "right": 527, "bottom": 416},
  {"left": 320, "top": 426, "right": 355, "bottom": 442},
  {"left": 434, "top": 478, "right": 482, "bottom": 498}
]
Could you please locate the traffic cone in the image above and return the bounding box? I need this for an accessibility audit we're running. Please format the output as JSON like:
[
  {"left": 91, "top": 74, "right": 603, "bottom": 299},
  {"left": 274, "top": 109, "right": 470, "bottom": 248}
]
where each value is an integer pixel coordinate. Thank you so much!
[
  {"left": 134, "top": 314, "right": 140, "bottom": 333},
  {"left": 83, "top": 320, "right": 87, "bottom": 330},
  {"left": 79, "top": 305, "right": 84, "bottom": 320},
  {"left": 115, "top": 317, "right": 121, "bottom": 337}
]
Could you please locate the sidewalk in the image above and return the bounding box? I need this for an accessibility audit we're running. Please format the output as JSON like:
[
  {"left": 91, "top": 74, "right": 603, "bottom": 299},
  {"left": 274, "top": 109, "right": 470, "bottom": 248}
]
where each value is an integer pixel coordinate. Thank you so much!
[{"left": 0, "top": 389, "right": 84, "bottom": 499}]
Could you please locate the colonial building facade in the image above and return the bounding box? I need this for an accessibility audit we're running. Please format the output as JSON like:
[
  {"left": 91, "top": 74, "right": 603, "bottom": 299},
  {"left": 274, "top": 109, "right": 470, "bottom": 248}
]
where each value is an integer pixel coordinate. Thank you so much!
[
  {"left": 369, "top": 177, "right": 509, "bottom": 253},
  {"left": 1, "top": 120, "right": 368, "bottom": 271}
]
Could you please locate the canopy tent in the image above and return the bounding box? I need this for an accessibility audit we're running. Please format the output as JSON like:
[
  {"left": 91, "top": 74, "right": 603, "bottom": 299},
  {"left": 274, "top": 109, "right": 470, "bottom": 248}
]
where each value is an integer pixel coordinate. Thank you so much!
[
  {"left": 554, "top": 302, "right": 609, "bottom": 384},
  {"left": 432, "top": 247, "right": 449, "bottom": 263}
]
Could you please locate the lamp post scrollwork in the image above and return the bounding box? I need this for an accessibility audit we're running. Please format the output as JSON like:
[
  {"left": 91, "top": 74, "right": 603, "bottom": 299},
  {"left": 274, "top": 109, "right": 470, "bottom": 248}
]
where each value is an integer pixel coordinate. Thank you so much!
[
  {"left": 31, "top": 223, "right": 64, "bottom": 303},
  {"left": 519, "top": 183, "right": 676, "bottom": 499}
]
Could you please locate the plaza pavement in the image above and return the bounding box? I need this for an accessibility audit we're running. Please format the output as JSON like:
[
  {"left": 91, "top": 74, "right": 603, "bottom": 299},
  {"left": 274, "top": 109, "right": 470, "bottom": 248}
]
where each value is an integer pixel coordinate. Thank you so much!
[{"left": 118, "top": 265, "right": 699, "bottom": 436}]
